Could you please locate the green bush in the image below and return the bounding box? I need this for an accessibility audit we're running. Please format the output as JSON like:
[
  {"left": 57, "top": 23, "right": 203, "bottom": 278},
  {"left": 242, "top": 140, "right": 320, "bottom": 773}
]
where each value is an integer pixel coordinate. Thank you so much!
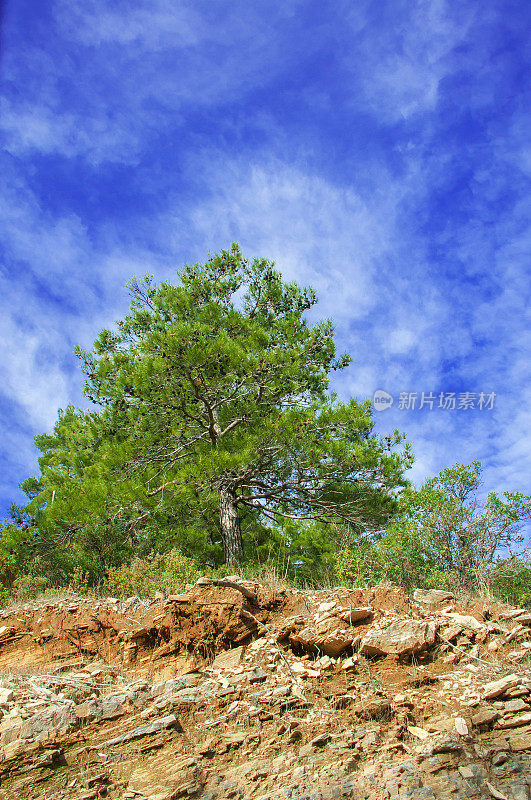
[
  {"left": 11, "top": 574, "right": 50, "bottom": 601},
  {"left": 331, "top": 524, "right": 436, "bottom": 589},
  {"left": 333, "top": 544, "right": 385, "bottom": 587},
  {"left": 487, "top": 552, "right": 531, "bottom": 607},
  {"left": 0, "top": 585, "right": 10, "bottom": 608},
  {"left": 106, "top": 548, "right": 200, "bottom": 598}
]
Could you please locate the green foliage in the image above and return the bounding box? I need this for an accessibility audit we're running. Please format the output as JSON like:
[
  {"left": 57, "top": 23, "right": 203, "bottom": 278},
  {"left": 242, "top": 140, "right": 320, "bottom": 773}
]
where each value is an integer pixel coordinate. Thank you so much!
[
  {"left": 11, "top": 575, "right": 49, "bottom": 602},
  {"left": 329, "top": 528, "right": 434, "bottom": 589},
  {"left": 18, "top": 244, "right": 410, "bottom": 573},
  {"left": 247, "top": 519, "right": 340, "bottom": 587},
  {"left": 0, "top": 504, "right": 46, "bottom": 587},
  {"left": 106, "top": 549, "right": 201, "bottom": 597},
  {"left": 333, "top": 543, "right": 382, "bottom": 587},
  {"left": 395, "top": 462, "right": 531, "bottom": 589},
  {"left": 324, "top": 463, "right": 531, "bottom": 602},
  {"left": 0, "top": 586, "right": 10, "bottom": 608},
  {"left": 487, "top": 552, "right": 531, "bottom": 607}
]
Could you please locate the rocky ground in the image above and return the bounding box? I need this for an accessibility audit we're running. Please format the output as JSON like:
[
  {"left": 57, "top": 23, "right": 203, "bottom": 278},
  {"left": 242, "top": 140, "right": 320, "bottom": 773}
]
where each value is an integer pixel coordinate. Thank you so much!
[{"left": 0, "top": 579, "right": 529, "bottom": 800}]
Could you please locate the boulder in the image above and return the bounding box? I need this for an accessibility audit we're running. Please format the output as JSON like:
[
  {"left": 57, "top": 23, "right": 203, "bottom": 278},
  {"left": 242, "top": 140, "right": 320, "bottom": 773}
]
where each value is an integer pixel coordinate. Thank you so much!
[
  {"left": 501, "top": 698, "right": 529, "bottom": 713},
  {"left": 360, "top": 619, "right": 437, "bottom": 656},
  {"left": 3, "top": 737, "right": 40, "bottom": 761},
  {"left": 20, "top": 705, "right": 77, "bottom": 739},
  {"left": 496, "top": 712, "right": 531, "bottom": 729},
  {"left": 471, "top": 708, "right": 499, "bottom": 726},
  {"left": 509, "top": 733, "right": 531, "bottom": 751},
  {"left": 454, "top": 717, "right": 469, "bottom": 736},
  {"left": 0, "top": 627, "right": 15, "bottom": 643},
  {"left": 169, "top": 688, "right": 207, "bottom": 705},
  {"left": 0, "top": 722, "right": 22, "bottom": 745},
  {"left": 0, "top": 688, "right": 14, "bottom": 704},
  {"left": 440, "top": 612, "right": 484, "bottom": 631}
]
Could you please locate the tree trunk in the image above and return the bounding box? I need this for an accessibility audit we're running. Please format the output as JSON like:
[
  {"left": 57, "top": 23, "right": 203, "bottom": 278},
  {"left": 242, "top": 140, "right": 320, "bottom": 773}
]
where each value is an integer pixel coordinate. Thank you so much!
[{"left": 219, "top": 486, "right": 244, "bottom": 567}]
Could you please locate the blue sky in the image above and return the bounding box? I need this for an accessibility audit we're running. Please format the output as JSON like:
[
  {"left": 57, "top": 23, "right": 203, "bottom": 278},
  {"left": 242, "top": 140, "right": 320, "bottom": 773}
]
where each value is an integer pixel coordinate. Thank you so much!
[{"left": 0, "top": 1, "right": 530, "bottom": 540}]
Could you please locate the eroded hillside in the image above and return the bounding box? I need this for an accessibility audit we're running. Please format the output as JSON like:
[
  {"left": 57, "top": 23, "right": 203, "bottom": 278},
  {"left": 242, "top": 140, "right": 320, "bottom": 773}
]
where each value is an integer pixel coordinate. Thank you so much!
[{"left": 0, "top": 579, "right": 529, "bottom": 799}]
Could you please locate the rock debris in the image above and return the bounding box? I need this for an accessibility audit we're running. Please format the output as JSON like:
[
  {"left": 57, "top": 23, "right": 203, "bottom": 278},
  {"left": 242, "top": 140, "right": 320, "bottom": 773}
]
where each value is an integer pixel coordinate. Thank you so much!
[{"left": 0, "top": 579, "right": 528, "bottom": 799}]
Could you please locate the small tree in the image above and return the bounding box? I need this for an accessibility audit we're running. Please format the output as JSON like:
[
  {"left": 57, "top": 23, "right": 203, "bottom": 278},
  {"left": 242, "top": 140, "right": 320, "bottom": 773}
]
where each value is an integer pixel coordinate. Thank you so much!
[{"left": 397, "top": 462, "right": 531, "bottom": 589}]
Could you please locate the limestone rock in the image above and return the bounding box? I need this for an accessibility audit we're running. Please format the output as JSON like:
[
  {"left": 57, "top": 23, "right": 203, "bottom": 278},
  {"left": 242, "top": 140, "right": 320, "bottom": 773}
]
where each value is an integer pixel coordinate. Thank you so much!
[
  {"left": 496, "top": 712, "right": 531, "bottom": 729},
  {"left": 249, "top": 667, "right": 268, "bottom": 683},
  {"left": 310, "top": 731, "right": 330, "bottom": 747},
  {"left": 501, "top": 698, "right": 529, "bottom": 713},
  {"left": 74, "top": 697, "right": 124, "bottom": 722},
  {"left": 290, "top": 624, "right": 356, "bottom": 657},
  {"left": 454, "top": 716, "right": 469, "bottom": 736},
  {"left": 482, "top": 674, "right": 521, "bottom": 700},
  {"left": 20, "top": 705, "right": 76, "bottom": 739},
  {"left": 413, "top": 589, "right": 454, "bottom": 605},
  {"left": 440, "top": 612, "right": 484, "bottom": 631},
  {"left": 486, "top": 781, "right": 509, "bottom": 799},
  {"left": 360, "top": 619, "right": 437, "bottom": 656},
  {"left": 212, "top": 646, "right": 245, "bottom": 670},
  {"left": 99, "top": 714, "right": 180, "bottom": 747},
  {"left": 408, "top": 726, "right": 430, "bottom": 740},
  {"left": 169, "top": 688, "right": 207, "bottom": 705},
  {"left": 0, "top": 688, "right": 14, "bottom": 704},
  {"left": 509, "top": 733, "right": 531, "bottom": 750},
  {"left": 3, "top": 737, "right": 40, "bottom": 760},
  {"left": 418, "top": 733, "right": 463, "bottom": 756},
  {"left": 471, "top": 708, "right": 499, "bottom": 726},
  {"left": 336, "top": 607, "right": 373, "bottom": 624}
]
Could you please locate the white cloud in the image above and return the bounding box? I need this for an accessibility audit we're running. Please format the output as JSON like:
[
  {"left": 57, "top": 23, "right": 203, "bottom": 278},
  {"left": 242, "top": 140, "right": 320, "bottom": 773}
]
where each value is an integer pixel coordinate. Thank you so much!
[
  {"left": 0, "top": 0, "right": 477, "bottom": 166},
  {"left": 173, "top": 158, "right": 406, "bottom": 323},
  {"left": 345, "top": 0, "right": 478, "bottom": 120},
  {"left": 56, "top": 0, "right": 204, "bottom": 49},
  {"left": 0, "top": 99, "right": 143, "bottom": 165},
  {"left": 0, "top": 164, "right": 174, "bottom": 437},
  {"left": 0, "top": 1, "right": 306, "bottom": 164},
  {"left": 0, "top": 311, "right": 71, "bottom": 431},
  {"left": 386, "top": 328, "right": 419, "bottom": 356}
]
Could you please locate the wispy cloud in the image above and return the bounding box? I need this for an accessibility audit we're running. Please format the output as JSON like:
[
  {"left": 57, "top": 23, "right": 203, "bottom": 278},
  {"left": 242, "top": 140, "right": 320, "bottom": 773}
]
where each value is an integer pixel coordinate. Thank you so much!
[
  {"left": 343, "top": 0, "right": 479, "bottom": 120},
  {"left": 0, "top": 0, "right": 529, "bottom": 523}
]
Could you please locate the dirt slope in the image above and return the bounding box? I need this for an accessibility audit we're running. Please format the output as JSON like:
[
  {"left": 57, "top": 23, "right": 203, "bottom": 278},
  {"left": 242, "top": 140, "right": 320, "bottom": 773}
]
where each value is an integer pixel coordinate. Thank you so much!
[{"left": 0, "top": 579, "right": 529, "bottom": 799}]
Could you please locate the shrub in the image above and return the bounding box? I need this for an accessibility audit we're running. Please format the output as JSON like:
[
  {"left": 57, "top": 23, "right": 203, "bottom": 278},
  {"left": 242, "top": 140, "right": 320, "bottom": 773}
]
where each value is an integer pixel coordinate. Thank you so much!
[
  {"left": 333, "top": 543, "right": 386, "bottom": 587},
  {"left": 11, "top": 574, "right": 49, "bottom": 601},
  {"left": 106, "top": 548, "right": 200, "bottom": 597},
  {"left": 487, "top": 552, "right": 531, "bottom": 607},
  {"left": 0, "top": 585, "right": 10, "bottom": 608}
]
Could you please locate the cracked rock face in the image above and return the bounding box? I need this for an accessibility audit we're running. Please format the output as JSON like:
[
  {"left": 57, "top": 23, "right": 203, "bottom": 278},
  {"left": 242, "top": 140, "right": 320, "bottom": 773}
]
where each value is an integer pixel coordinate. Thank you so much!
[
  {"left": 0, "top": 580, "right": 528, "bottom": 799},
  {"left": 360, "top": 618, "right": 438, "bottom": 656}
]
